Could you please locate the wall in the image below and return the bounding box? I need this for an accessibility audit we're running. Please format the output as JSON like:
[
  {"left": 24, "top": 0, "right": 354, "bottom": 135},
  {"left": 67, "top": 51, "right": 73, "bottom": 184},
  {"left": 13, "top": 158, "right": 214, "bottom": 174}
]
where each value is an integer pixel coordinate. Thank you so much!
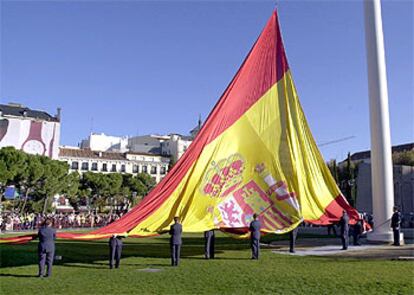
[
  {"left": 59, "top": 154, "right": 169, "bottom": 183},
  {"left": 81, "top": 133, "right": 128, "bottom": 152},
  {"left": 356, "top": 162, "right": 414, "bottom": 218},
  {"left": 0, "top": 116, "right": 60, "bottom": 159}
]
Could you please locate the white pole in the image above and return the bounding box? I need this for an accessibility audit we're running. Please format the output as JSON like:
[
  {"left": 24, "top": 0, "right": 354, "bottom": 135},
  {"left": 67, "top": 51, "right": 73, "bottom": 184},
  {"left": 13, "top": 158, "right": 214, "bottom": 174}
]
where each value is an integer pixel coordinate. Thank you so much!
[{"left": 364, "top": 0, "right": 399, "bottom": 242}]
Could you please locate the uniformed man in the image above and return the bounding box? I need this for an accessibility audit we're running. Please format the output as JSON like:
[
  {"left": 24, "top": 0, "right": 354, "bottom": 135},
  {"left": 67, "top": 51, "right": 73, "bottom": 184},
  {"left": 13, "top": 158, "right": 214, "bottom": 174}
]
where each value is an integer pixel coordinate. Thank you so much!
[
  {"left": 339, "top": 210, "right": 349, "bottom": 250},
  {"left": 249, "top": 213, "right": 261, "bottom": 259},
  {"left": 37, "top": 218, "right": 56, "bottom": 277},
  {"left": 327, "top": 224, "right": 337, "bottom": 236},
  {"left": 352, "top": 216, "right": 363, "bottom": 246},
  {"left": 391, "top": 206, "right": 402, "bottom": 246},
  {"left": 204, "top": 230, "right": 215, "bottom": 259},
  {"left": 109, "top": 234, "right": 123, "bottom": 269},
  {"left": 289, "top": 227, "right": 299, "bottom": 253},
  {"left": 169, "top": 216, "right": 182, "bottom": 266}
]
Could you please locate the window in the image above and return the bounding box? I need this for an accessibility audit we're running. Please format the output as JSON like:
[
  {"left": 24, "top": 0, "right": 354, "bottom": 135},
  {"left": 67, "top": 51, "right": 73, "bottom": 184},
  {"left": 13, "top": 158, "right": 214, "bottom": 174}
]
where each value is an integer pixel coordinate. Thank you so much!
[
  {"left": 71, "top": 161, "right": 79, "bottom": 170},
  {"left": 81, "top": 162, "right": 89, "bottom": 171},
  {"left": 111, "top": 164, "right": 117, "bottom": 172},
  {"left": 150, "top": 166, "right": 157, "bottom": 175},
  {"left": 132, "top": 165, "right": 139, "bottom": 173},
  {"left": 121, "top": 164, "right": 126, "bottom": 173},
  {"left": 160, "top": 166, "right": 166, "bottom": 175},
  {"left": 142, "top": 165, "right": 147, "bottom": 173},
  {"left": 102, "top": 163, "right": 107, "bottom": 172},
  {"left": 91, "top": 163, "right": 98, "bottom": 171}
]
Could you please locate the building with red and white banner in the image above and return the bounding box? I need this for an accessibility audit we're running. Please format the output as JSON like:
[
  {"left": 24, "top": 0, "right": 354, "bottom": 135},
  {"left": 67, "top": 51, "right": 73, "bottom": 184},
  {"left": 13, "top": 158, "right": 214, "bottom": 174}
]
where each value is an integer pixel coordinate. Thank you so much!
[{"left": 0, "top": 103, "right": 61, "bottom": 159}]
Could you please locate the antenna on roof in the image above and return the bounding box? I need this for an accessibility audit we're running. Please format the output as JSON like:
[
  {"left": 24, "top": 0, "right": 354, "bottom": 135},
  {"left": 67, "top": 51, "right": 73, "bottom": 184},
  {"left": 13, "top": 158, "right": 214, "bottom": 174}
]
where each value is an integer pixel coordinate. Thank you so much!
[{"left": 90, "top": 117, "right": 94, "bottom": 134}]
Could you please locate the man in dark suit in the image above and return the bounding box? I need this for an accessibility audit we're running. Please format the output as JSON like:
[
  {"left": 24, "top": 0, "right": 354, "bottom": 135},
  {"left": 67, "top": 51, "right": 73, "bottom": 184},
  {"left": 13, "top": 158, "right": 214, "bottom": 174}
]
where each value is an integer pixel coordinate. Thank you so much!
[
  {"left": 249, "top": 213, "right": 261, "bottom": 259},
  {"left": 37, "top": 218, "right": 56, "bottom": 277},
  {"left": 169, "top": 216, "right": 182, "bottom": 266},
  {"left": 391, "top": 206, "right": 402, "bottom": 246},
  {"left": 339, "top": 210, "right": 349, "bottom": 250},
  {"left": 289, "top": 227, "right": 299, "bottom": 253},
  {"left": 352, "top": 216, "right": 363, "bottom": 246},
  {"left": 109, "top": 235, "right": 123, "bottom": 269},
  {"left": 204, "top": 230, "right": 215, "bottom": 259}
]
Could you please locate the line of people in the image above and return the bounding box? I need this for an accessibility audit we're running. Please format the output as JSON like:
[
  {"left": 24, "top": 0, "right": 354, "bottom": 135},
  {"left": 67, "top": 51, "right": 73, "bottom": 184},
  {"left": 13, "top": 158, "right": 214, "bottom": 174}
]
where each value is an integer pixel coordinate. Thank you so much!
[
  {"left": 338, "top": 206, "right": 402, "bottom": 250},
  {"left": 35, "top": 208, "right": 403, "bottom": 277},
  {"left": 108, "top": 214, "right": 279, "bottom": 268}
]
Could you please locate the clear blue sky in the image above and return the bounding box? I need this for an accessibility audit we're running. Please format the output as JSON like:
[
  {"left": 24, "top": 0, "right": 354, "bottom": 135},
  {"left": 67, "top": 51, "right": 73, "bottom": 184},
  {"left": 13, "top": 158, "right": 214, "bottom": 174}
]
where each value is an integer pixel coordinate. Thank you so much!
[{"left": 1, "top": 0, "right": 413, "bottom": 161}]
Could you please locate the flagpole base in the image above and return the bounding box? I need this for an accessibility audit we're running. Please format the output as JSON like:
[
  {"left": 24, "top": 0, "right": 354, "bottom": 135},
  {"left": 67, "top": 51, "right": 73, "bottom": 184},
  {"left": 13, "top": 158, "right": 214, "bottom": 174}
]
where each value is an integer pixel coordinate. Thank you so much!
[{"left": 367, "top": 230, "right": 404, "bottom": 244}]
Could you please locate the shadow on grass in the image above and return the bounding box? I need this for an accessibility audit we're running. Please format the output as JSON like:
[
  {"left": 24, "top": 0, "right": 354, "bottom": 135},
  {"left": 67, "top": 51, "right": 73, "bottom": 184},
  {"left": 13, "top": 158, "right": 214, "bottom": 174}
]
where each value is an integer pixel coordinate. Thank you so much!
[
  {"left": 0, "top": 274, "right": 39, "bottom": 278},
  {"left": 62, "top": 262, "right": 170, "bottom": 269},
  {"left": 183, "top": 255, "right": 250, "bottom": 260}
]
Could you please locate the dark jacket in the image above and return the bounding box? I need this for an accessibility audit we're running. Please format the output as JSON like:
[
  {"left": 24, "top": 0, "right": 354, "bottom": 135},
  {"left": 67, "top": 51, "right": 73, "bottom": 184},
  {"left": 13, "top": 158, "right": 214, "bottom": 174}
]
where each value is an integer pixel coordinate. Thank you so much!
[
  {"left": 109, "top": 236, "right": 123, "bottom": 247},
  {"left": 249, "top": 220, "right": 261, "bottom": 240},
  {"left": 38, "top": 226, "right": 56, "bottom": 252},
  {"left": 339, "top": 213, "right": 349, "bottom": 235},
  {"left": 391, "top": 211, "right": 402, "bottom": 229},
  {"left": 353, "top": 220, "right": 363, "bottom": 235},
  {"left": 169, "top": 223, "right": 182, "bottom": 245}
]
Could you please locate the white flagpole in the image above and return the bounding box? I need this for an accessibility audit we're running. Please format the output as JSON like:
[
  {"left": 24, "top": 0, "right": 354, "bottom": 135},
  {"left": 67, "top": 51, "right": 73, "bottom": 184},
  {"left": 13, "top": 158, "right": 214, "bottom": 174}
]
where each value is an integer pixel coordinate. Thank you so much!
[{"left": 363, "top": 0, "right": 399, "bottom": 242}]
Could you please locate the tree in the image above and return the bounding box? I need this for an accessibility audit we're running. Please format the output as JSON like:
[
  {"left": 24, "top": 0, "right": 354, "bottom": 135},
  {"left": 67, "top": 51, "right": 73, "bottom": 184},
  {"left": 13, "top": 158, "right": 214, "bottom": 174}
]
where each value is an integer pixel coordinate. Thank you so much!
[
  {"left": 327, "top": 159, "right": 339, "bottom": 183},
  {"left": 37, "top": 156, "right": 71, "bottom": 213},
  {"left": 0, "top": 159, "right": 8, "bottom": 187},
  {"left": 327, "top": 154, "right": 358, "bottom": 207},
  {"left": 19, "top": 155, "right": 44, "bottom": 213},
  {"left": 106, "top": 173, "right": 123, "bottom": 214},
  {"left": 0, "top": 147, "right": 78, "bottom": 213},
  {"left": 63, "top": 172, "right": 80, "bottom": 208},
  {"left": 80, "top": 172, "right": 109, "bottom": 212},
  {"left": 0, "top": 147, "right": 32, "bottom": 211},
  {"left": 0, "top": 147, "right": 28, "bottom": 187},
  {"left": 136, "top": 172, "right": 156, "bottom": 196},
  {"left": 121, "top": 174, "right": 146, "bottom": 209},
  {"left": 393, "top": 150, "right": 414, "bottom": 166},
  {"left": 345, "top": 153, "right": 356, "bottom": 206}
]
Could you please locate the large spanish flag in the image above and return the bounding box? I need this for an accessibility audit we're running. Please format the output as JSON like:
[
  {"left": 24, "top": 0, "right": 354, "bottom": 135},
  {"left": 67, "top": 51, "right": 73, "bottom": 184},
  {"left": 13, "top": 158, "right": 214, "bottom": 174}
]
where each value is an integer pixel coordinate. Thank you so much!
[{"left": 1, "top": 10, "right": 358, "bottom": 244}]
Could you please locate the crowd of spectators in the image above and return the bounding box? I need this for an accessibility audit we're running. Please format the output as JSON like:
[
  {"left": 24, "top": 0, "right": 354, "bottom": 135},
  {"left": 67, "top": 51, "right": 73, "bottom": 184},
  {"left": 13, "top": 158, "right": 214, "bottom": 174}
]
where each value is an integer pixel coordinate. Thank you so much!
[{"left": 0, "top": 211, "right": 125, "bottom": 232}]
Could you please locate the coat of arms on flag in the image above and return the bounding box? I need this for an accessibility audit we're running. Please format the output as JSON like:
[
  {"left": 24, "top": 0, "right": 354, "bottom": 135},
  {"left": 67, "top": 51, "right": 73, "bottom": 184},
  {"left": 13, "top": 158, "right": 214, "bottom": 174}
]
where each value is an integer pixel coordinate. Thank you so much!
[{"left": 201, "top": 153, "right": 302, "bottom": 232}]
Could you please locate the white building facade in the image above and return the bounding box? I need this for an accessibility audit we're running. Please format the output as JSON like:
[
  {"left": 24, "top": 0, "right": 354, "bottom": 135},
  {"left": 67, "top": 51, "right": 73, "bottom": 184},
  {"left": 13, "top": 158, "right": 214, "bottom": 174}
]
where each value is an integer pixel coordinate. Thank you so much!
[
  {"left": 161, "top": 134, "right": 192, "bottom": 163},
  {"left": 59, "top": 147, "right": 169, "bottom": 183},
  {"left": 77, "top": 120, "right": 201, "bottom": 166},
  {"left": 128, "top": 134, "right": 193, "bottom": 163},
  {"left": 80, "top": 133, "right": 129, "bottom": 152}
]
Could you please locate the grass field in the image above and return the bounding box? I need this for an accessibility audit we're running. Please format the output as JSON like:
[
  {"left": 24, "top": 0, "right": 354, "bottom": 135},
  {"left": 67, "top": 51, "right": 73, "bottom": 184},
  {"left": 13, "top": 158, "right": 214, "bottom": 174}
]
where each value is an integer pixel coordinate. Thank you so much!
[{"left": 1, "top": 233, "right": 413, "bottom": 295}]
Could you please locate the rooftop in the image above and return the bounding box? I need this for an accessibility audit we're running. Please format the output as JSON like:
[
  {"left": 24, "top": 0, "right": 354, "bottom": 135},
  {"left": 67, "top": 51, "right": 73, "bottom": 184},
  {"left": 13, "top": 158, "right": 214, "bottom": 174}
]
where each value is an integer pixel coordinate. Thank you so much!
[
  {"left": 0, "top": 103, "right": 60, "bottom": 122},
  {"left": 348, "top": 142, "right": 414, "bottom": 162}
]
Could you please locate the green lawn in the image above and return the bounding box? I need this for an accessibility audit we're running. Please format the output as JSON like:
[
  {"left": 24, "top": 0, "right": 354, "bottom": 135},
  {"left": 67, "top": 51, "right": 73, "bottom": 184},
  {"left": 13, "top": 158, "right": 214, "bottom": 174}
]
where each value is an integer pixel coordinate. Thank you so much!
[{"left": 0, "top": 233, "right": 413, "bottom": 295}]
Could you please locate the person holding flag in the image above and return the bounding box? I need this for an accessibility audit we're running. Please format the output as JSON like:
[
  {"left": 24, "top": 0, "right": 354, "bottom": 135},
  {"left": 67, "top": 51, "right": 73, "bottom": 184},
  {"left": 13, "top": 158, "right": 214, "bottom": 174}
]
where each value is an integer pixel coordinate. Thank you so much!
[
  {"left": 339, "top": 210, "right": 350, "bottom": 250},
  {"left": 37, "top": 218, "right": 56, "bottom": 277},
  {"left": 249, "top": 214, "right": 261, "bottom": 259},
  {"left": 169, "top": 217, "right": 182, "bottom": 266},
  {"left": 391, "top": 206, "right": 402, "bottom": 246}
]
